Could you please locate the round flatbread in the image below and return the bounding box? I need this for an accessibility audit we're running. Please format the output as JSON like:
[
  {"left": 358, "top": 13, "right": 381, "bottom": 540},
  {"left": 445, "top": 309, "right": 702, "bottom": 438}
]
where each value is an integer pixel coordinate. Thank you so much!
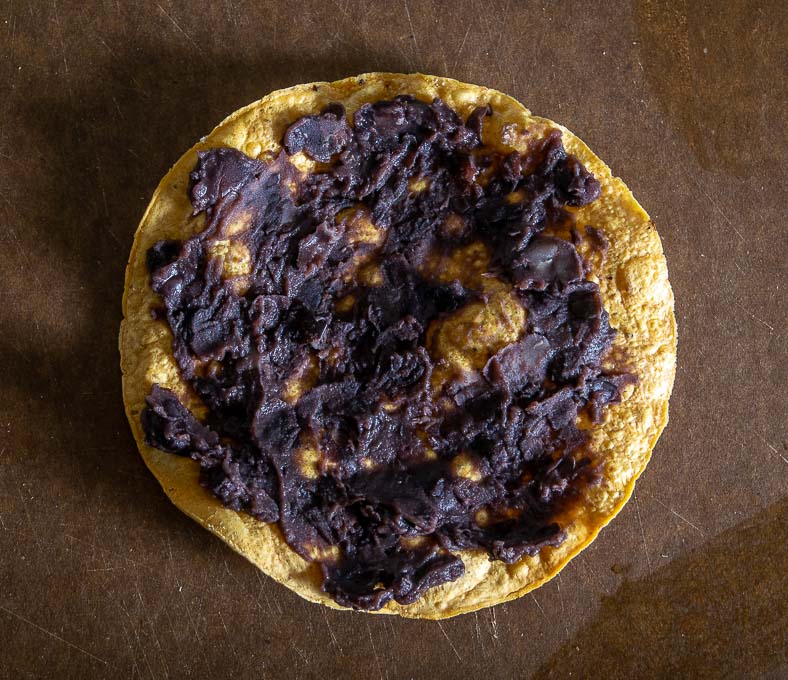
[{"left": 120, "top": 73, "right": 676, "bottom": 619}]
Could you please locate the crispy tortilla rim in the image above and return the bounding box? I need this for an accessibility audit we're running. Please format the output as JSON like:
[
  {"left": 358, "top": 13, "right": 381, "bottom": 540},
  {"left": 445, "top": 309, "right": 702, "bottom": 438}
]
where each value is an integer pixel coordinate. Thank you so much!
[{"left": 120, "top": 73, "right": 676, "bottom": 619}]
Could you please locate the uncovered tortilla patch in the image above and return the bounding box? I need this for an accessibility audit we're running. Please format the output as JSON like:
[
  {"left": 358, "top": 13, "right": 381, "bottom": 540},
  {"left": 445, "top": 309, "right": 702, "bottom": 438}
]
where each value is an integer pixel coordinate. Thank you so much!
[{"left": 120, "top": 73, "right": 676, "bottom": 619}]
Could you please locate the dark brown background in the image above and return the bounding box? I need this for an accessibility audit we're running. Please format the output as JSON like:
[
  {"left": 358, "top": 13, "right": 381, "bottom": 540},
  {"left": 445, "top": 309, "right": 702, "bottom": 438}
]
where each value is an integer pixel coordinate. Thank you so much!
[{"left": 1, "top": 1, "right": 786, "bottom": 678}]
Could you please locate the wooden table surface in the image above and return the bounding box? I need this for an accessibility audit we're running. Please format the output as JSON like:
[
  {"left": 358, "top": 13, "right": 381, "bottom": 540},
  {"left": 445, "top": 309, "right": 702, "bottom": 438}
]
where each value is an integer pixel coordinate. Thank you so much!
[{"left": 1, "top": 1, "right": 785, "bottom": 678}]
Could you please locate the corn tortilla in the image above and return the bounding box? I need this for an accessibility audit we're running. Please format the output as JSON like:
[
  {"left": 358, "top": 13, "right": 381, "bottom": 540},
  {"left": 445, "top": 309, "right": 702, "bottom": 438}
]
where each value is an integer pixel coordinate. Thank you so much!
[{"left": 119, "top": 73, "right": 676, "bottom": 619}]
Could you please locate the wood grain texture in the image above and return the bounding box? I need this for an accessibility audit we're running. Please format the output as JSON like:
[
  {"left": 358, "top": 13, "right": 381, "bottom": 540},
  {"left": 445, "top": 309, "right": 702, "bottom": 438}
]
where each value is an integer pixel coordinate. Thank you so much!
[{"left": 0, "top": 0, "right": 785, "bottom": 677}]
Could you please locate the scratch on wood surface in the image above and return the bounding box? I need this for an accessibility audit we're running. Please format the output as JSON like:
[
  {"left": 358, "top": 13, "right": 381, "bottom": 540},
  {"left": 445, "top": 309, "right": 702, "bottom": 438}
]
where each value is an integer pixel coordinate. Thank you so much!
[
  {"left": 222, "top": 0, "right": 240, "bottom": 27},
  {"left": 391, "top": 35, "right": 415, "bottom": 77},
  {"left": 218, "top": 609, "right": 241, "bottom": 667},
  {"left": 16, "top": 481, "right": 46, "bottom": 560},
  {"left": 473, "top": 611, "right": 486, "bottom": 656},
  {"left": 365, "top": 619, "right": 384, "bottom": 680},
  {"left": 65, "top": 533, "right": 138, "bottom": 568},
  {"left": 489, "top": 606, "right": 499, "bottom": 640},
  {"left": 438, "top": 37, "right": 449, "bottom": 74},
  {"left": 331, "top": 0, "right": 351, "bottom": 20},
  {"left": 451, "top": 26, "right": 471, "bottom": 73},
  {"left": 699, "top": 184, "right": 744, "bottom": 243},
  {"left": 162, "top": 607, "right": 180, "bottom": 653},
  {"left": 298, "top": 597, "right": 317, "bottom": 636},
  {"left": 633, "top": 492, "right": 652, "bottom": 570},
  {"left": 579, "top": 554, "right": 603, "bottom": 591},
  {"left": 677, "top": 159, "right": 744, "bottom": 244},
  {"left": 384, "top": 615, "right": 397, "bottom": 641},
  {"left": 139, "top": 631, "right": 155, "bottom": 680},
  {"left": 147, "top": 617, "right": 171, "bottom": 680},
  {"left": 556, "top": 573, "right": 569, "bottom": 638},
  {"left": 50, "top": 0, "right": 73, "bottom": 99},
  {"left": 125, "top": 595, "right": 156, "bottom": 678},
  {"left": 7, "top": 12, "right": 16, "bottom": 47},
  {"left": 291, "top": 642, "right": 310, "bottom": 666},
  {"left": 7, "top": 227, "right": 45, "bottom": 301},
  {"left": 255, "top": 569, "right": 284, "bottom": 615},
  {"left": 98, "top": 37, "right": 119, "bottom": 59},
  {"left": 132, "top": 582, "right": 157, "bottom": 680},
  {"left": 254, "top": 570, "right": 280, "bottom": 615},
  {"left": 734, "top": 302, "right": 775, "bottom": 334},
  {"left": 222, "top": 555, "right": 282, "bottom": 621},
  {"left": 85, "top": 565, "right": 128, "bottom": 573},
  {"left": 0, "top": 188, "right": 13, "bottom": 211},
  {"left": 258, "top": 584, "right": 276, "bottom": 616},
  {"left": 166, "top": 533, "right": 183, "bottom": 592},
  {"left": 645, "top": 494, "right": 706, "bottom": 536},
  {"left": 0, "top": 605, "right": 115, "bottom": 668},
  {"left": 182, "top": 594, "right": 207, "bottom": 659},
  {"left": 0, "top": 150, "right": 20, "bottom": 165},
  {"left": 756, "top": 433, "right": 788, "bottom": 464},
  {"left": 114, "top": 595, "right": 146, "bottom": 678},
  {"left": 95, "top": 158, "right": 120, "bottom": 246},
  {"left": 437, "top": 620, "right": 463, "bottom": 662},
  {"left": 475, "top": 0, "right": 510, "bottom": 83},
  {"left": 403, "top": 0, "right": 419, "bottom": 58},
  {"left": 321, "top": 607, "right": 341, "bottom": 651},
  {"left": 170, "top": 605, "right": 217, "bottom": 680},
  {"left": 530, "top": 591, "right": 546, "bottom": 617},
  {"left": 155, "top": 2, "right": 199, "bottom": 51},
  {"left": 110, "top": 94, "right": 125, "bottom": 123},
  {"left": 119, "top": 619, "right": 141, "bottom": 679}
]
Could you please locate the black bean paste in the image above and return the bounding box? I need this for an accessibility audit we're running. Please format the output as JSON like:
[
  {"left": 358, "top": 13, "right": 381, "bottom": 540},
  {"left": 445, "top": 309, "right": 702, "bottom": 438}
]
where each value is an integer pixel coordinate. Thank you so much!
[{"left": 142, "top": 96, "right": 634, "bottom": 610}]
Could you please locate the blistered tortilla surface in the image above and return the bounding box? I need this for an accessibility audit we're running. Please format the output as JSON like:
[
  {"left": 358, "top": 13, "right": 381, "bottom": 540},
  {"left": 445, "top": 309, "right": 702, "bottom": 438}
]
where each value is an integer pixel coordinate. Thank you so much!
[{"left": 120, "top": 73, "right": 676, "bottom": 619}]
